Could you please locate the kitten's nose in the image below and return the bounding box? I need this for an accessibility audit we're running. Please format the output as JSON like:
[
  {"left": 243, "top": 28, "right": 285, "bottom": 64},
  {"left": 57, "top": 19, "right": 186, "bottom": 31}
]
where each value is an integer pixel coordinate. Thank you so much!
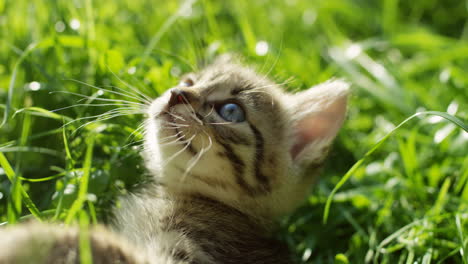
[{"left": 168, "top": 88, "right": 188, "bottom": 108}]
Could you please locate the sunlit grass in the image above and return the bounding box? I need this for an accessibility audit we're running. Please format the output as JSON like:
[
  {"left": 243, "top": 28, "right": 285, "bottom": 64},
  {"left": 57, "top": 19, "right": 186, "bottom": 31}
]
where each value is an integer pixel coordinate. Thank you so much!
[{"left": 1, "top": 0, "right": 467, "bottom": 263}]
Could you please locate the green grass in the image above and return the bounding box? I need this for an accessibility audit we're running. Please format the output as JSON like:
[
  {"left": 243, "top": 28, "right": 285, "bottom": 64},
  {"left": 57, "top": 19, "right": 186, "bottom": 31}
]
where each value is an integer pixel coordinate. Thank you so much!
[{"left": 1, "top": 0, "right": 467, "bottom": 263}]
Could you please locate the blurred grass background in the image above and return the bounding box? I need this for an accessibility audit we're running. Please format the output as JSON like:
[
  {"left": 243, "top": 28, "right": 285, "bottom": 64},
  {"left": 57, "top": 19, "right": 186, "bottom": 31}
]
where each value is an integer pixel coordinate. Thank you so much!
[{"left": 1, "top": 0, "right": 468, "bottom": 263}]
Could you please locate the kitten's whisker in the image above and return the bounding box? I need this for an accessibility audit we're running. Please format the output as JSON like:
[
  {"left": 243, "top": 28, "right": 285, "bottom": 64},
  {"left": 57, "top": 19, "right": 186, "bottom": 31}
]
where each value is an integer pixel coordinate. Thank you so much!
[
  {"left": 125, "top": 121, "right": 147, "bottom": 144},
  {"left": 165, "top": 111, "right": 186, "bottom": 121},
  {"left": 158, "top": 125, "right": 185, "bottom": 131},
  {"left": 159, "top": 137, "right": 183, "bottom": 145},
  {"left": 161, "top": 121, "right": 190, "bottom": 127},
  {"left": 73, "top": 77, "right": 151, "bottom": 104},
  {"left": 53, "top": 91, "right": 147, "bottom": 107},
  {"left": 158, "top": 140, "right": 187, "bottom": 147},
  {"left": 182, "top": 133, "right": 211, "bottom": 181},
  {"left": 263, "top": 35, "right": 283, "bottom": 79},
  {"left": 203, "top": 105, "right": 215, "bottom": 118},
  {"left": 102, "top": 85, "right": 152, "bottom": 105},
  {"left": 51, "top": 103, "right": 145, "bottom": 113},
  {"left": 160, "top": 126, "right": 187, "bottom": 132},
  {"left": 78, "top": 109, "right": 142, "bottom": 122},
  {"left": 256, "top": 35, "right": 284, "bottom": 89},
  {"left": 63, "top": 108, "right": 142, "bottom": 127},
  {"left": 173, "top": 92, "right": 201, "bottom": 123},
  {"left": 178, "top": 97, "right": 203, "bottom": 125},
  {"left": 104, "top": 66, "right": 154, "bottom": 104},
  {"left": 252, "top": 76, "right": 296, "bottom": 106},
  {"left": 71, "top": 113, "right": 138, "bottom": 136},
  {"left": 65, "top": 79, "right": 151, "bottom": 105},
  {"left": 64, "top": 108, "right": 144, "bottom": 135},
  {"left": 159, "top": 132, "right": 194, "bottom": 146},
  {"left": 249, "top": 77, "right": 295, "bottom": 92},
  {"left": 162, "top": 134, "right": 196, "bottom": 166},
  {"left": 122, "top": 138, "right": 146, "bottom": 149},
  {"left": 206, "top": 121, "right": 233, "bottom": 125},
  {"left": 158, "top": 131, "right": 184, "bottom": 143}
]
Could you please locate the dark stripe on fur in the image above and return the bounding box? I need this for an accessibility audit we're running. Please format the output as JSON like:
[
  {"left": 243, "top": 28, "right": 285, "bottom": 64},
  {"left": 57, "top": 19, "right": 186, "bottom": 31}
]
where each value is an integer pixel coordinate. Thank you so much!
[
  {"left": 231, "top": 83, "right": 256, "bottom": 95},
  {"left": 209, "top": 122, "right": 251, "bottom": 146},
  {"left": 174, "top": 165, "right": 229, "bottom": 190},
  {"left": 166, "top": 112, "right": 198, "bottom": 156},
  {"left": 248, "top": 123, "right": 271, "bottom": 193},
  {"left": 173, "top": 127, "right": 198, "bottom": 156},
  {"left": 216, "top": 140, "right": 256, "bottom": 195},
  {"left": 166, "top": 195, "right": 291, "bottom": 264},
  {"left": 44, "top": 228, "right": 141, "bottom": 264},
  {"left": 185, "top": 140, "right": 198, "bottom": 156},
  {"left": 173, "top": 248, "right": 190, "bottom": 261}
]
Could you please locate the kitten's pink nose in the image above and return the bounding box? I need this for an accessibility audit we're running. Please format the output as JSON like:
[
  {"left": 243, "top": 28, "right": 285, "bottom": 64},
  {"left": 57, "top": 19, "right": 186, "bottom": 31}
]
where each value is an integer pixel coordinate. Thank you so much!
[{"left": 168, "top": 88, "right": 188, "bottom": 108}]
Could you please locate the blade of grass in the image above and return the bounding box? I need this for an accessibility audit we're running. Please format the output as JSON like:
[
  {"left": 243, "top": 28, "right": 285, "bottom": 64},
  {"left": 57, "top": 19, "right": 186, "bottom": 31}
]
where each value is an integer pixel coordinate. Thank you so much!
[
  {"left": 53, "top": 126, "right": 76, "bottom": 220},
  {"left": 13, "top": 107, "right": 74, "bottom": 122},
  {"left": 79, "top": 210, "right": 93, "bottom": 264},
  {"left": 84, "top": 0, "right": 96, "bottom": 83},
  {"left": 87, "top": 201, "right": 97, "bottom": 225},
  {"left": 62, "top": 123, "right": 73, "bottom": 161},
  {"left": 372, "top": 212, "right": 458, "bottom": 263},
  {"left": 64, "top": 135, "right": 95, "bottom": 224},
  {"left": 455, "top": 214, "right": 468, "bottom": 264},
  {"left": 0, "top": 43, "right": 38, "bottom": 128},
  {"left": 1, "top": 128, "right": 64, "bottom": 149},
  {"left": 0, "top": 152, "right": 42, "bottom": 221},
  {"left": 19, "top": 171, "right": 66, "bottom": 182},
  {"left": 7, "top": 174, "right": 21, "bottom": 224},
  {"left": 455, "top": 158, "right": 468, "bottom": 195},
  {"left": 0, "top": 146, "right": 62, "bottom": 157},
  {"left": 323, "top": 111, "right": 468, "bottom": 223},
  {"left": 8, "top": 110, "right": 33, "bottom": 222},
  {"left": 428, "top": 178, "right": 451, "bottom": 216}
]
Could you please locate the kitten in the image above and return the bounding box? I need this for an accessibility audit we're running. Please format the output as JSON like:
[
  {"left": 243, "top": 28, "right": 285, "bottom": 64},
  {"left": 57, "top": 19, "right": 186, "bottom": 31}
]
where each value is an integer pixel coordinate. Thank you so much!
[{"left": 0, "top": 58, "right": 349, "bottom": 264}]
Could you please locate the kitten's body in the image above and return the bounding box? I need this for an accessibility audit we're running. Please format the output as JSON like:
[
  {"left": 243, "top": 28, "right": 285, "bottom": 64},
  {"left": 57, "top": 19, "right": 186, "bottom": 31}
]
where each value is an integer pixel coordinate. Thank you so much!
[{"left": 0, "top": 59, "right": 349, "bottom": 264}]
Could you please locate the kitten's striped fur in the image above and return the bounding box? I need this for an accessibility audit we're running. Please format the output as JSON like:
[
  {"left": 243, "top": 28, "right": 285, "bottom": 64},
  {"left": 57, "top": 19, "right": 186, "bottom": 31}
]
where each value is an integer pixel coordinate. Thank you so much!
[{"left": 0, "top": 58, "right": 349, "bottom": 263}]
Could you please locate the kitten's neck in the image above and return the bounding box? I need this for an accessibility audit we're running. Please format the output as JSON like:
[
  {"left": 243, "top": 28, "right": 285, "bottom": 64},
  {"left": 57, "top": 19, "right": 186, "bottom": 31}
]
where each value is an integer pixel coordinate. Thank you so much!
[
  {"left": 115, "top": 184, "right": 290, "bottom": 263},
  {"left": 139, "top": 182, "right": 276, "bottom": 230}
]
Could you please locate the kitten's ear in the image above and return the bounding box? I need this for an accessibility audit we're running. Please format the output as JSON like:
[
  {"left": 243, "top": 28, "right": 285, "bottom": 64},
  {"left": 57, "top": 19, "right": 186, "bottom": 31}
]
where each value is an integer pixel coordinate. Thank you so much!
[{"left": 288, "top": 80, "right": 350, "bottom": 164}]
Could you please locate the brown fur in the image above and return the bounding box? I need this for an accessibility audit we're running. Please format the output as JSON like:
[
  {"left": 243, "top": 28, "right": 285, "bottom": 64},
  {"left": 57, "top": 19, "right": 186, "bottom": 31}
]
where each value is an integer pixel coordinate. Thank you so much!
[{"left": 113, "top": 185, "right": 291, "bottom": 264}]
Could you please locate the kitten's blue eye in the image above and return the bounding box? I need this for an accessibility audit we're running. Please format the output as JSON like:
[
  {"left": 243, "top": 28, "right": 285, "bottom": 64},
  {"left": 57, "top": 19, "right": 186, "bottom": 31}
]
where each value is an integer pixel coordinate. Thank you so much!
[
  {"left": 218, "top": 103, "right": 245, "bottom": 122},
  {"left": 179, "top": 78, "right": 194, "bottom": 87}
]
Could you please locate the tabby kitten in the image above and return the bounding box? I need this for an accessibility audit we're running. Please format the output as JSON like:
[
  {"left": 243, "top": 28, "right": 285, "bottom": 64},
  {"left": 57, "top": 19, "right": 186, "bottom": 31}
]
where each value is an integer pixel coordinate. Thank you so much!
[{"left": 0, "top": 58, "right": 349, "bottom": 264}]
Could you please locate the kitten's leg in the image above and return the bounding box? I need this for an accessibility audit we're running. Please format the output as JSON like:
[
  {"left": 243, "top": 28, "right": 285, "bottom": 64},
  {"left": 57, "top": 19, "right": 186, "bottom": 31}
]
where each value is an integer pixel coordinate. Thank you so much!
[{"left": 0, "top": 223, "right": 147, "bottom": 264}]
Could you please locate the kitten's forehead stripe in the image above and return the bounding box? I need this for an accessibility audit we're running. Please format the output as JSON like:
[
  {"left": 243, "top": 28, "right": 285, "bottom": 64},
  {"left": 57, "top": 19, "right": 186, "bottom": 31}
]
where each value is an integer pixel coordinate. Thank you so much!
[{"left": 231, "top": 83, "right": 256, "bottom": 95}]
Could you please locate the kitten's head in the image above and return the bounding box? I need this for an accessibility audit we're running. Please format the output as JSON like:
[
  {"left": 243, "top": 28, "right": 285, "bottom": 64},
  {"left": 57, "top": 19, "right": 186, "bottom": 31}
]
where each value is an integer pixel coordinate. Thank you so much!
[{"left": 144, "top": 59, "right": 349, "bottom": 220}]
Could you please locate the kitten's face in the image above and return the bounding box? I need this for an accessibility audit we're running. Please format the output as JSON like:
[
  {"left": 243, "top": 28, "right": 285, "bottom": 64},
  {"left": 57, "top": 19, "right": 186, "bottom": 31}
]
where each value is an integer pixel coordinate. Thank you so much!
[{"left": 144, "top": 61, "right": 349, "bottom": 219}]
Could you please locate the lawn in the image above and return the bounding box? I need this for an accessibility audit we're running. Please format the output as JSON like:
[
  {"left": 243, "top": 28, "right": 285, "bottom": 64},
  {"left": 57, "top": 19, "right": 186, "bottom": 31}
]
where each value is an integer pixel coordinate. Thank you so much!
[{"left": 1, "top": 0, "right": 467, "bottom": 263}]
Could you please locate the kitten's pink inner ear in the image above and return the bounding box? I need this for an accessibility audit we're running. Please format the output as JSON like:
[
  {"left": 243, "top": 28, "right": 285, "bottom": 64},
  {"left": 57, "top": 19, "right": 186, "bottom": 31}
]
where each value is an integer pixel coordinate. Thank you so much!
[{"left": 290, "top": 96, "right": 348, "bottom": 160}]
